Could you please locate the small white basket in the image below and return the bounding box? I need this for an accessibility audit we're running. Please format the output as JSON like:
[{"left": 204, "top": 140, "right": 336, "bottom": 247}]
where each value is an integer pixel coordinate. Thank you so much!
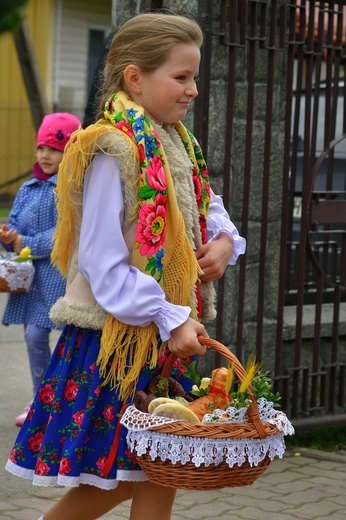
[{"left": 0, "top": 253, "right": 35, "bottom": 293}]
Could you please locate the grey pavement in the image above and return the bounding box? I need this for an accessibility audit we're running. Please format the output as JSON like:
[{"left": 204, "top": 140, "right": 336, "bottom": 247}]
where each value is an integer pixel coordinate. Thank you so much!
[{"left": 0, "top": 293, "right": 346, "bottom": 520}]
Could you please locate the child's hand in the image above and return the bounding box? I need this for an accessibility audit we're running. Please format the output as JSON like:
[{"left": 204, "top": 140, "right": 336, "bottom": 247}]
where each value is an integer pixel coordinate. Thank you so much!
[
  {"left": 13, "top": 234, "right": 24, "bottom": 253},
  {"left": 0, "top": 225, "right": 18, "bottom": 245},
  {"left": 196, "top": 234, "right": 234, "bottom": 283},
  {"left": 168, "top": 317, "right": 207, "bottom": 358}
]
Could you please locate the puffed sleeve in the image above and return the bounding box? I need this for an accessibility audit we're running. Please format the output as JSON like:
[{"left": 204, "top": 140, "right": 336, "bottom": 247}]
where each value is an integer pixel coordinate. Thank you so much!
[
  {"left": 78, "top": 153, "right": 191, "bottom": 341},
  {"left": 207, "top": 190, "right": 246, "bottom": 265}
]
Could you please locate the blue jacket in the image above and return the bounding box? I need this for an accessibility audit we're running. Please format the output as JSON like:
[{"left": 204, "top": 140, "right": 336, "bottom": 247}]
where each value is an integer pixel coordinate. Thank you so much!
[{"left": 2, "top": 174, "right": 66, "bottom": 329}]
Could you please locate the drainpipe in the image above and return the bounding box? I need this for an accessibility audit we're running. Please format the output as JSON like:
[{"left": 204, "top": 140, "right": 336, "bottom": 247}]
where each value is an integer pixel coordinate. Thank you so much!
[
  {"left": 53, "top": 0, "right": 63, "bottom": 110},
  {"left": 13, "top": 19, "right": 49, "bottom": 131}
]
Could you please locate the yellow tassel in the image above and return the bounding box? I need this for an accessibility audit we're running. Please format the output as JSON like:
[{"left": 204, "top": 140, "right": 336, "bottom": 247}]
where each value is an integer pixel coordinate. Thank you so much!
[
  {"left": 225, "top": 364, "right": 234, "bottom": 395},
  {"left": 239, "top": 354, "right": 262, "bottom": 394}
]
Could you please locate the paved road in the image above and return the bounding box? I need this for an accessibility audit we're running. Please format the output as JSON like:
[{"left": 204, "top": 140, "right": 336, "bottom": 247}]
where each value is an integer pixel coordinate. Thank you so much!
[{"left": 0, "top": 293, "right": 346, "bottom": 519}]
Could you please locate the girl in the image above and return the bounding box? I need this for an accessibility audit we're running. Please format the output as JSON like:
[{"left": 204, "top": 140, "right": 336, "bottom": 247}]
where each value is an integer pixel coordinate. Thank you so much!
[
  {"left": 0, "top": 112, "right": 81, "bottom": 426},
  {"left": 5, "top": 13, "right": 245, "bottom": 520}
]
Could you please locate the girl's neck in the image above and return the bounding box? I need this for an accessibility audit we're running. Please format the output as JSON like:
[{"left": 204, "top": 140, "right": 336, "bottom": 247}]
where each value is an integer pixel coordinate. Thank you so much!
[{"left": 144, "top": 110, "right": 164, "bottom": 128}]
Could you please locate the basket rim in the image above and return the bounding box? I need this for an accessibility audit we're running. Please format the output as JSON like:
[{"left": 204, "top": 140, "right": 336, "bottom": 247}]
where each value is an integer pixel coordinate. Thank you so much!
[
  {"left": 147, "top": 418, "right": 281, "bottom": 438},
  {"left": 122, "top": 404, "right": 283, "bottom": 439}
]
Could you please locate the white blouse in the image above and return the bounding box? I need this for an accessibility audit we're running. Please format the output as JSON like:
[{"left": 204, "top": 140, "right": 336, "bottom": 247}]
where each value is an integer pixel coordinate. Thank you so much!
[{"left": 79, "top": 154, "right": 246, "bottom": 341}]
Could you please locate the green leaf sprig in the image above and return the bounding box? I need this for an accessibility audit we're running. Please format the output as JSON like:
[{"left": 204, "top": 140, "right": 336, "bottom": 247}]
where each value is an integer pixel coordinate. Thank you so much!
[{"left": 231, "top": 370, "right": 281, "bottom": 409}]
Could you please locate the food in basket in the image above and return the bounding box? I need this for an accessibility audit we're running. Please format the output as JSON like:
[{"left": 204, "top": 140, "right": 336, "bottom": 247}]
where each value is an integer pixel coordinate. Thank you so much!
[
  {"left": 148, "top": 397, "right": 178, "bottom": 413},
  {"left": 133, "top": 373, "right": 193, "bottom": 413},
  {"left": 146, "top": 374, "right": 184, "bottom": 397},
  {"left": 134, "top": 354, "right": 281, "bottom": 423},
  {"left": 192, "top": 376, "right": 210, "bottom": 392},
  {"left": 152, "top": 402, "right": 200, "bottom": 422},
  {"left": 187, "top": 367, "right": 231, "bottom": 420}
]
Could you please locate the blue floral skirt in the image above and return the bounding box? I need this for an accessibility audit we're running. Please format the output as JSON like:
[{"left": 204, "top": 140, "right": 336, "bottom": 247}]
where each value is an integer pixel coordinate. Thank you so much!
[{"left": 6, "top": 325, "right": 193, "bottom": 490}]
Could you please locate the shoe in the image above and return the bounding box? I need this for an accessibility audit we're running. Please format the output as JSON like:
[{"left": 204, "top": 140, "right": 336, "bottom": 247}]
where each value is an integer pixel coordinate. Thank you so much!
[{"left": 15, "top": 400, "right": 33, "bottom": 427}]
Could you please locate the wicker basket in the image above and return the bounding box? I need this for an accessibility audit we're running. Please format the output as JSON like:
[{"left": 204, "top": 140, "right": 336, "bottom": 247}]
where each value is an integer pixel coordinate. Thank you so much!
[
  {"left": 0, "top": 255, "right": 35, "bottom": 293},
  {"left": 122, "top": 337, "right": 293, "bottom": 491}
]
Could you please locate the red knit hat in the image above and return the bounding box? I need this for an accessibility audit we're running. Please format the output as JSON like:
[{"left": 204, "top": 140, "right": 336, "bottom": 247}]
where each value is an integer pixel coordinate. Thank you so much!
[{"left": 37, "top": 113, "right": 81, "bottom": 152}]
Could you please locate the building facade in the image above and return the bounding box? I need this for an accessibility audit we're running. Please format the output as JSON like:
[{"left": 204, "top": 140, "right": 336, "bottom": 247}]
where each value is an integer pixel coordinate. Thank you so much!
[{"left": 0, "top": 0, "right": 112, "bottom": 196}]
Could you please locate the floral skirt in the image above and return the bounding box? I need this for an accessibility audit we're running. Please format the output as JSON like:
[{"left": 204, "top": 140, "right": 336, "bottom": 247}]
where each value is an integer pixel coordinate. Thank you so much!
[{"left": 6, "top": 324, "right": 192, "bottom": 490}]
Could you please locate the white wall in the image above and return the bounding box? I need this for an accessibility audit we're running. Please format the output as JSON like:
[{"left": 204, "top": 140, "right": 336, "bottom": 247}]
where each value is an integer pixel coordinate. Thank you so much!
[{"left": 54, "top": 0, "right": 112, "bottom": 120}]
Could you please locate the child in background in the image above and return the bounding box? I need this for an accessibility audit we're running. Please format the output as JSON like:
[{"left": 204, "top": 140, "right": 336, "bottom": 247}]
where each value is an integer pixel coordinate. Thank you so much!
[
  {"left": 0, "top": 112, "right": 81, "bottom": 426},
  {"left": 6, "top": 14, "right": 245, "bottom": 520}
]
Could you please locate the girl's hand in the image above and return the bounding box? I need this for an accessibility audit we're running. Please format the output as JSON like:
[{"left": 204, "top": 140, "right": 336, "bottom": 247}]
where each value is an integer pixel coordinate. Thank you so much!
[
  {"left": 0, "top": 225, "right": 18, "bottom": 245},
  {"left": 168, "top": 317, "right": 208, "bottom": 358},
  {"left": 196, "top": 234, "right": 234, "bottom": 283}
]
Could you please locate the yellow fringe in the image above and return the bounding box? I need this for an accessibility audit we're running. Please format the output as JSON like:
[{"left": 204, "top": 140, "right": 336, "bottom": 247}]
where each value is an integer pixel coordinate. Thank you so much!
[
  {"left": 98, "top": 320, "right": 161, "bottom": 401},
  {"left": 99, "top": 214, "right": 201, "bottom": 401},
  {"left": 52, "top": 122, "right": 137, "bottom": 276}
]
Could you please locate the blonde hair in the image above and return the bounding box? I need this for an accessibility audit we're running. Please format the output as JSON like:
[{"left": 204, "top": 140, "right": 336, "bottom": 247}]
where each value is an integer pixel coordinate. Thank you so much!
[{"left": 97, "top": 13, "right": 203, "bottom": 118}]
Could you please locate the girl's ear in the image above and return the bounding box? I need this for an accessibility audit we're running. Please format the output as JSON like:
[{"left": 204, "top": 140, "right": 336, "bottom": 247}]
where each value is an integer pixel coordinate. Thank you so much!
[{"left": 123, "top": 65, "right": 141, "bottom": 95}]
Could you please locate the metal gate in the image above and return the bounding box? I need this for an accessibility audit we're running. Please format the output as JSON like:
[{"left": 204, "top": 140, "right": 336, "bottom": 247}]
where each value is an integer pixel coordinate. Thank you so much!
[{"left": 193, "top": 0, "right": 346, "bottom": 427}]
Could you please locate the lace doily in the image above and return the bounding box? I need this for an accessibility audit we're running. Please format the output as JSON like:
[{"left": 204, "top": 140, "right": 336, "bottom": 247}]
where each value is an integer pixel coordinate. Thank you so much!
[
  {"left": 0, "top": 255, "right": 35, "bottom": 292},
  {"left": 121, "top": 400, "right": 294, "bottom": 469},
  {"left": 203, "top": 397, "right": 295, "bottom": 436}
]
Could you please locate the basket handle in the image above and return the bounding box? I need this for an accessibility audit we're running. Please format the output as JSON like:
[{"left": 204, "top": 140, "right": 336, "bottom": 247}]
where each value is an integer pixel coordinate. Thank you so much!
[
  {"left": 197, "top": 336, "right": 254, "bottom": 393},
  {"left": 162, "top": 336, "right": 267, "bottom": 439},
  {"left": 162, "top": 336, "right": 253, "bottom": 394}
]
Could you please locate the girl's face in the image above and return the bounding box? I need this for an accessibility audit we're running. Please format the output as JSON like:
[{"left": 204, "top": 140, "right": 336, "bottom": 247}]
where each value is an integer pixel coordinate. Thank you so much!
[
  {"left": 138, "top": 43, "right": 200, "bottom": 125},
  {"left": 36, "top": 146, "right": 63, "bottom": 175}
]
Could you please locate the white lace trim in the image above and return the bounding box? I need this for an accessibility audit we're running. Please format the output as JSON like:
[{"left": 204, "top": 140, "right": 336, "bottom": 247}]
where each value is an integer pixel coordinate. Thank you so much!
[
  {"left": 127, "top": 430, "right": 287, "bottom": 468},
  {"left": 203, "top": 397, "right": 295, "bottom": 436},
  {"left": 0, "top": 254, "right": 35, "bottom": 292},
  {"left": 5, "top": 459, "right": 147, "bottom": 489},
  {"left": 121, "top": 399, "right": 294, "bottom": 469}
]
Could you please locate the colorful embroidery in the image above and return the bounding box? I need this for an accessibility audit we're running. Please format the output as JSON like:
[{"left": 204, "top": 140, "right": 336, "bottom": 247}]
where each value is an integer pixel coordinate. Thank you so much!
[{"left": 103, "top": 92, "right": 210, "bottom": 283}]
